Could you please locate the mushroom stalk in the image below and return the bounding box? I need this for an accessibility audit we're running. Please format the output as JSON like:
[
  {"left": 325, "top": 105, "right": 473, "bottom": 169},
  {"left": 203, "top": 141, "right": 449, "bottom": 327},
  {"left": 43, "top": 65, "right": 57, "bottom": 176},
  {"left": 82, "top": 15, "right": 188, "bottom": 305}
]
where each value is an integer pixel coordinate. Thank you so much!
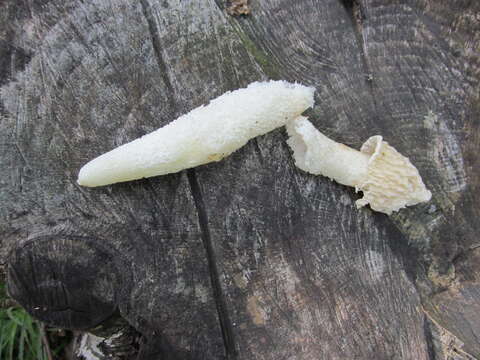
[
  {"left": 78, "top": 81, "right": 314, "bottom": 187},
  {"left": 287, "top": 117, "right": 432, "bottom": 214},
  {"left": 286, "top": 118, "right": 370, "bottom": 187}
]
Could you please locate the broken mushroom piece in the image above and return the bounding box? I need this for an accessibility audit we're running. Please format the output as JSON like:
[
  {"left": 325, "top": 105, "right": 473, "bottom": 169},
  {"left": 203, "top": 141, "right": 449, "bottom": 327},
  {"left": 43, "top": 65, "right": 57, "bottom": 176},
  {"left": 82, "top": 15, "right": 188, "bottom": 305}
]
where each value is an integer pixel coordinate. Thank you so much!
[
  {"left": 78, "top": 81, "right": 315, "bottom": 187},
  {"left": 286, "top": 117, "right": 432, "bottom": 214}
]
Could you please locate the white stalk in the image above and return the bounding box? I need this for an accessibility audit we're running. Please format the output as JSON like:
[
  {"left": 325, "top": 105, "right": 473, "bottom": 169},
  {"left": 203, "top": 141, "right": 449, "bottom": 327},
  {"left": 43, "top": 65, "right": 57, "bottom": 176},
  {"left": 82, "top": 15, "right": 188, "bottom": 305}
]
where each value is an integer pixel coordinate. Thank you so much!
[
  {"left": 287, "top": 117, "right": 432, "bottom": 214},
  {"left": 78, "top": 81, "right": 314, "bottom": 187},
  {"left": 286, "top": 117, "right": 369, "bottom": 187}
]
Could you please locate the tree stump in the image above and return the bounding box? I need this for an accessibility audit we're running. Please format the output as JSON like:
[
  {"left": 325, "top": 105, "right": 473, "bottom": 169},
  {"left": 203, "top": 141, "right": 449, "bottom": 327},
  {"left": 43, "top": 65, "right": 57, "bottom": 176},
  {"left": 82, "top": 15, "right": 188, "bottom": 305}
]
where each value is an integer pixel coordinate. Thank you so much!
[{"left": 1, "top": 0, "right": 479, "bottom": 359}]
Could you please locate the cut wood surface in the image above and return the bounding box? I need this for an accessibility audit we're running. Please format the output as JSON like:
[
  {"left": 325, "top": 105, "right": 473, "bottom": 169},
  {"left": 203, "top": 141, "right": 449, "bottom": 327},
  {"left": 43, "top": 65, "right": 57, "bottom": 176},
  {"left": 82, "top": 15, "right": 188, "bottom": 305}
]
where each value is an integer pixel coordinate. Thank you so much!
[{"left": 0, "top": 0, "right": 479, "bottom": 359}]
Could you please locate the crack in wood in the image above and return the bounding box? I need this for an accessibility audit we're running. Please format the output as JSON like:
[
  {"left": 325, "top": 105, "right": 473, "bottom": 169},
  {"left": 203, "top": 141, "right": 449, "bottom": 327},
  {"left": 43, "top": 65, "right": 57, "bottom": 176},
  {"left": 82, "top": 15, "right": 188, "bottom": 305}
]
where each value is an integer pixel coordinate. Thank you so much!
[
  {"left": 339, "top": 0, "right": 374, "bottom": 83},
  {"left": 139, "top": 0, "right": 176, "bottom": 111},
  {"left": 423, "top": 314, "right": 437, "bottom": 360},
  {"left": 138, "top": 1, "right": 236, "bottom": 355},
  {"left": 187, "top": 169, "right": 237, "bottom": 359},
  {"left": 338, "top": 0, "right": 381, "bottom": 128},
  {"left": 423, "top": 308, "right": 478, "bottom": 360}
]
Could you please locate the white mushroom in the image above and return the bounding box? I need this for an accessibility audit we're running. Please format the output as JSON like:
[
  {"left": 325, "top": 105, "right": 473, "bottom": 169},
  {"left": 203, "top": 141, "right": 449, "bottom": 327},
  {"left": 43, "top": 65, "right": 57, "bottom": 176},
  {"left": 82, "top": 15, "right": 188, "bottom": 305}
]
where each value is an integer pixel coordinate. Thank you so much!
[
  {"left": 286, "top": 117, "right": 432, "bottom": 214},
  {"left": 78, "top": 81, "right": 315, "bottom": 187}
]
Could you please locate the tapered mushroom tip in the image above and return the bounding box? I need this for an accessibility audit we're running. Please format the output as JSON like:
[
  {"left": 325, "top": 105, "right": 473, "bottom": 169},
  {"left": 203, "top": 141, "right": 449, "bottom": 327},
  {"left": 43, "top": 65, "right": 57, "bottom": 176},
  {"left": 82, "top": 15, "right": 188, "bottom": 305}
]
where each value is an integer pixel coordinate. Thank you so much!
[
  {"left": 77, "top": 163, "right": 97, "bottom": 187},
  {"left": 355, "top": 136, "right": 432, "bottom": 214},
  {"left": 76, "top": 177, "right": 90, "bottom": 187},
  {"left": 77, "top": 177, "right": 89, "bottom": 187},
  {"left": 77, "top": 169, "right": 86, "bottom": 187}
]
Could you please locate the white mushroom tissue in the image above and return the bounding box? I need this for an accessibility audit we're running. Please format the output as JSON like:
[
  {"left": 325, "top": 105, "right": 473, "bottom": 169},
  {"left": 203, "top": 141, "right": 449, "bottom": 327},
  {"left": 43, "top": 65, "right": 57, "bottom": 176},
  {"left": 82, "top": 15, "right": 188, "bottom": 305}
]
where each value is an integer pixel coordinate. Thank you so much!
[
  {"left": 287, "top": 117, "right": 431, "bottom": 214},
  {"left": 78, "top": 80, "right": 315, "bottom": 187}
]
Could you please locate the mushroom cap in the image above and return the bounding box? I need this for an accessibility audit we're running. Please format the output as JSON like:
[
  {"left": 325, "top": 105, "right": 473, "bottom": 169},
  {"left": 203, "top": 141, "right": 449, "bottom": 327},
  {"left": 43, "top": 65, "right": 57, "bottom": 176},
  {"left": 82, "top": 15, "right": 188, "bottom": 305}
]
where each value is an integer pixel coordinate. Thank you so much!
[{"left": 355, "top": 136, "right": 432, "bottom": 214}]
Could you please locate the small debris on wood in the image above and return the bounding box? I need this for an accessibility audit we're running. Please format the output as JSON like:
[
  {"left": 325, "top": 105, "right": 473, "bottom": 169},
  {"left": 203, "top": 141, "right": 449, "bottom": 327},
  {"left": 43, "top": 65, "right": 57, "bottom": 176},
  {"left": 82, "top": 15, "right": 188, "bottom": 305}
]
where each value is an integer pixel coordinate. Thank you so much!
[{"left": 226, "top": 0, "right": 251, "bottom": 16}]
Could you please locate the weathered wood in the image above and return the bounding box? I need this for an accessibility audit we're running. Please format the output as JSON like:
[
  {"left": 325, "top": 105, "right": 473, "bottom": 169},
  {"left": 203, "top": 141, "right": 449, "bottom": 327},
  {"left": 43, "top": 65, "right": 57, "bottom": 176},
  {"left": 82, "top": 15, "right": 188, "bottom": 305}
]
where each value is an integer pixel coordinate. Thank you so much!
[
  {"left": 8, "top": 235, "right": 119, "bottom": 330},
  {"left": 1, "top": 0, "right": 479, "bottom": 359},
  {"left": 1, "top": 1, "right": 225, "bottom": 358},
  {"left": 355, "top": 2, "right": 480, "bottom": 357}
]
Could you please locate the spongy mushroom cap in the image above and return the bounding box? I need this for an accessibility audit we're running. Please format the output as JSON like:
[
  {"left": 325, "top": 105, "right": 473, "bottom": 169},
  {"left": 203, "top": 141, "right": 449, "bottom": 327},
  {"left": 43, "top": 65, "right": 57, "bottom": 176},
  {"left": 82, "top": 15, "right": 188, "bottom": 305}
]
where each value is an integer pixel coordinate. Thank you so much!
[
  {"left": 355, "top": 136, "right": 432, "bottom": 214},
  {"left": 77, "top": 80, "right": 315, "bottom": 187}
]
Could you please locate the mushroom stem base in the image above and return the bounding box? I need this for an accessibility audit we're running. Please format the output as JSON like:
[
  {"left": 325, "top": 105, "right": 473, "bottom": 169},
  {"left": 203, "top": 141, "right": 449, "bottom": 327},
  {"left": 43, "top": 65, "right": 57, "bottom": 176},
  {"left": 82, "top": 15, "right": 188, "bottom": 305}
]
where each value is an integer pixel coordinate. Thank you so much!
[{"left": 286, "top": 117, "right": 369, "bottom": 187}]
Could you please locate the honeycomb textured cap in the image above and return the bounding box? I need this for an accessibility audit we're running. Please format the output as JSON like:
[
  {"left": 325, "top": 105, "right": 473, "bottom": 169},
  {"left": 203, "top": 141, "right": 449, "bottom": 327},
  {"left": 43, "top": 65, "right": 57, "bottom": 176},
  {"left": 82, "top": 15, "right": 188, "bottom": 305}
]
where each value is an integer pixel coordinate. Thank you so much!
[{"left": 355, "top": 136, "right": 432, "bottom": 214}]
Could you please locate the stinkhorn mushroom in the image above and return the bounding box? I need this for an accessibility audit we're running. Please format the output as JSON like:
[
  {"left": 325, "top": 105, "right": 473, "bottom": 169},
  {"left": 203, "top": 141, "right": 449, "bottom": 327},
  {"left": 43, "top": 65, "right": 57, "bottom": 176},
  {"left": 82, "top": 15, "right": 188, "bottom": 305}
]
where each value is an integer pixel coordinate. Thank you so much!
[
  {"left": 286, "top": 117, "right": 432, "bottom": 214},
  {"left": 78, "top": 80, "right": 315, "bottom": 187}
]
